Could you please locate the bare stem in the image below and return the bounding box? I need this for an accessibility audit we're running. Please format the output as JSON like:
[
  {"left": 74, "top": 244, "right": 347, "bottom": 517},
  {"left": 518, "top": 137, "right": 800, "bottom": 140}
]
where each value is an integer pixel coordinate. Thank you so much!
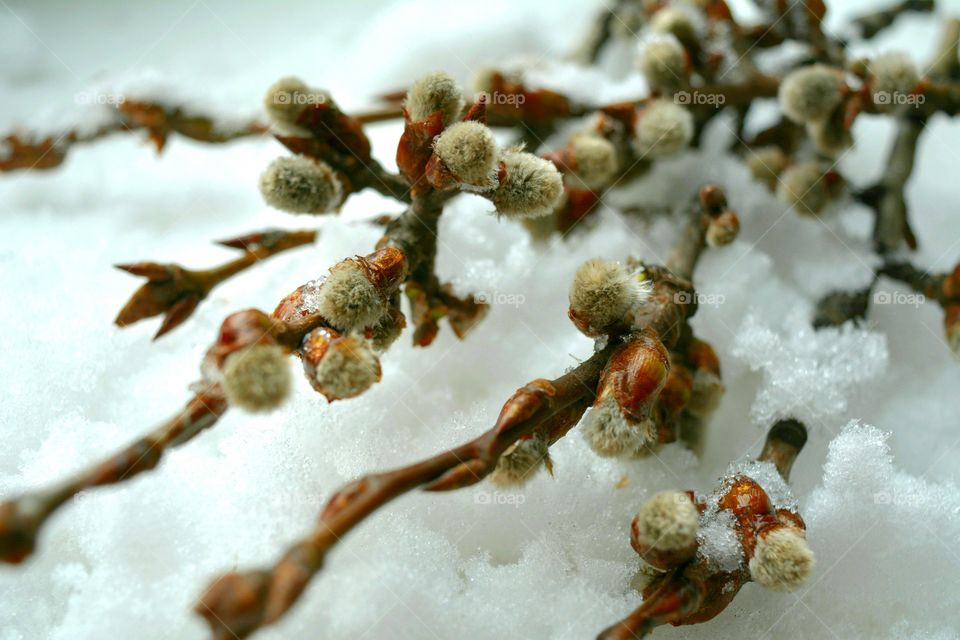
[
  {"left": 1, "top": 101, "right": 268, "bottom": 173},
  {"left": 195, "top": 346, "right": 614, "bottom": 639},
  {"left": 853, "top": 0, "right": 935, "bottom": 40},
  {"left": 0, "top": 385, "right": 228, "bottom": 564},
  {"left": 115, "top": 229, "right": 318, "bottom": 338},
  {"left": 193, "top": 184, "right": 729, "bottom": 639},
  {"left": 869, "top": 117, "right": 924, "bottom": 254}
]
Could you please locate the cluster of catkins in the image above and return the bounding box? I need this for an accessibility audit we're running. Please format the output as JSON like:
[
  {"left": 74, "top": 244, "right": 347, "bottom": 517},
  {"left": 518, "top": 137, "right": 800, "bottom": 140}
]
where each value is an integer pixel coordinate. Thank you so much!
[
  {"left": 208, "top": 67, "right": 701, "bottom": 415},
  {"left": 751, "top": 53, "right": 923, "bottom": 215},
  {"left": 491, "top": 257, "right": 725, "bottom": 487},
  {"left": 258, "top": 73, "right": 567, "bottom": 216},
  {"left": 607, "top": 447, "right": 814, "bottom": 637}
]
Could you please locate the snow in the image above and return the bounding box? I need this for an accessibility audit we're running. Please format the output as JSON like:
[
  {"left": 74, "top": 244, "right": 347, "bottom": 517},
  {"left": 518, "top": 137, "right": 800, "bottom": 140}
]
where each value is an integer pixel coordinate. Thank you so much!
[
  {"left": 2, "top": 1, "right": 960, "bottom": 639},
  {"left": 696, "top": 506, "right": 744, "bottom": 573},
  {"left": 731, "top": 312, "right": 889, "bottom": 426}
]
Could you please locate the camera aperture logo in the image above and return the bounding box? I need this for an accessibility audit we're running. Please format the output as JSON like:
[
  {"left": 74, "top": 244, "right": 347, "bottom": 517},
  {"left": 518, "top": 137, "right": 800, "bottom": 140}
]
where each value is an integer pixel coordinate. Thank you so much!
[
  {"left": 274, "top": 89, "right": 327, "bottom": 106},
  {"left": 873, "top": 290, "right": 924, "bottom": 308},
  {"left": 872, "top": 91, "right": 925, "bottom": 108},
  {"left": 873, "top": 490, "right": 921, "bottom": 507},
  {"left": 674, "top": 290, "right": 725, "bottom": 308},
  {"left": 475, "top": 290, "right": 525, "bottom": 308},
  {"left": 674, "top": 90, "right": 725, "bottom": 108},
  {"left": 74, "top": 90, "right": 125, "bottom": 106},
  {"left": 474, "top": 490, "right": 525, "bottom": 507},
  {"left": 474, "top": 91, "right": 526, "bottom": 108}
]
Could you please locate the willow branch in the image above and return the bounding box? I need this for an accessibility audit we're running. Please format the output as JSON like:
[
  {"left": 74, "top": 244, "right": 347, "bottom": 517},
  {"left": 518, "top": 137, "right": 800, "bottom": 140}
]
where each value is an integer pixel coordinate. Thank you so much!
[
  {"left": 193, "top": 184, "right": 732, "bottom": 639},
  {"left": 1, "top": 100, "right": 268, "bottom": 173},
  {"left": 0, "top": 185, "right": 453, "bottom": 564},
  {"left": 0, "top": 100, "right": 404, "bottom": 175},
  {"left": 861, "top": 116, "right": 925, "bottom": 254},
  {"left": 879, "top": 260, "right": 957, "bottom": 305},
  {"left": 0, "top": 384, "right": 227, "bottom": 564},
  {"left": 597, "top": 419, "right": 809, "bottom": 640},
  {"left": 853, "top": 0, "right": 935, "bottom": 40},
  {"left": 928, "top": 18, "right": 960, "bottom": 81},
  {"left": 195, "top": 346, "right": 613, "bottom": 639},
  {"left": 812, "top": 286, "right": 873, "bottom": 328},
  {"left": 115, "top": 228, "right": 318, "bottom": 338}
]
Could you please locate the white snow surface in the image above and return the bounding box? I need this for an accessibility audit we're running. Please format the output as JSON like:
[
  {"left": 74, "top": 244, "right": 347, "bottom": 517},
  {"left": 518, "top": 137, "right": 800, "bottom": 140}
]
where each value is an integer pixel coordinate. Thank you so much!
[{"left": 2, "top": 1, "right": 960, "bottom": 639}]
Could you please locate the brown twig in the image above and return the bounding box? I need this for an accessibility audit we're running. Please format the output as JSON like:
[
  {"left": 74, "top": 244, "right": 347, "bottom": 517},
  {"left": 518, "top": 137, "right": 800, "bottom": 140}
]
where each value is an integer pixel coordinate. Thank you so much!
[
  {"left": 195, "top": 347, "right": 613, "bottom": 639},
  {"left": 0, "top": 385, "right": 227, "bottom": 564},
  {"left": 859, "top": 116, "right": 924, "bottom": 254},
  {"left": 853, "top": 0, "right": 935, "bottom": 40},
  {"left": 0, "top": 101, "right": 268, "bottom": 173},
  {"left": 193, "top": 185, "right": 734, "bottom": 639},
  {"left": 856, "top": 18, "right": 960, "bottom": 254},
  {"left": 0, "top": 99, "right": 404, "bottom": 175},
  {"left": 597, "top": 419, "right": 810, "bottom": 640},
  {"left": 812, "top": 286, "right": 873, "bottom": 328},
  {"left": 879, "top": 259, "right": 960, "bottom": 307},
  {"left": 115, "top": 228, "right": 318, "bottom": 339},
  {"left": 1, "top": 97, "right": 506, "bottom": 563}
]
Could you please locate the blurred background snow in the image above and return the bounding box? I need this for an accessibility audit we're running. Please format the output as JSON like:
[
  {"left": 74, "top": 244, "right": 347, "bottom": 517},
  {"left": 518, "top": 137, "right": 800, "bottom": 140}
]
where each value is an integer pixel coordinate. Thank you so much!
[{"left": 1, "top": 1, "right": 960, "bottom": 639}]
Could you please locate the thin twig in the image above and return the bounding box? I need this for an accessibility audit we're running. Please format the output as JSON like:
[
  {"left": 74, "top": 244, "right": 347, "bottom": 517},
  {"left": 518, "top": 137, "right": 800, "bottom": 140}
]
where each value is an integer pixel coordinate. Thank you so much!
[{"left": 115, "top": 229, "right": 318, "bottom": 338}]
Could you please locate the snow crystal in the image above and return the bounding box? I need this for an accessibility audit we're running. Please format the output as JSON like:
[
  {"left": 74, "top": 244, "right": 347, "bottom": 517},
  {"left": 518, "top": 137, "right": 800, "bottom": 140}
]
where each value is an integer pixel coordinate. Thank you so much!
[
  {"left": 731, "top": 311, "right": 888, "bottom": 426},
  {"left": 291, "top": 277, "right": 325, "bottom": 316},
  {"left": 696, "top": 506, "right": 743, "bottom": 573}
]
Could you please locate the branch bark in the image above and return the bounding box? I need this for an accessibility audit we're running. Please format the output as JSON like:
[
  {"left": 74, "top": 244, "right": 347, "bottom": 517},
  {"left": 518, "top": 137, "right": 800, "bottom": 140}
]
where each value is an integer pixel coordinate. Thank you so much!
[
  {"left": 115, "top": 228, "right": 318, "bottom": 338},
  {"left": 0, "top": 385, "right": 227, "bottom": 564}
]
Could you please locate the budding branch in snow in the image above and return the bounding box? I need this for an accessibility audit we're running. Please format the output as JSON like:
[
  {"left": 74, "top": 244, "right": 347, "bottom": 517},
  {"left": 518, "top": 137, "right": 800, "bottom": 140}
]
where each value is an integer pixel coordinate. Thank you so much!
[{"left": 2, "top": 1, "right": 960, "bottom": 638}]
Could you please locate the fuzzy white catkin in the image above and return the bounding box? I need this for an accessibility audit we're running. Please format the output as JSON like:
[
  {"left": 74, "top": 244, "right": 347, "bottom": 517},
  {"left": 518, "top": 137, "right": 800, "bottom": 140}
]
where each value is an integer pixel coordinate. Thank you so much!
[
  {"left": 581, "top": 395, "right": 656, "bottom": 457},
  {"left": 313, "top": 337, "right": 381, "bottom": 400},
  {"left": 489, "top": 435, "right": 548, "bottom": 487},
  {"left": 869, "top": 52, "right": 920, "bottom": 112},
  {"left": 221, "top": 344, "right": 292, "bottom": 413},
  {"left": 778, "top": 64, "right": 844, "bottom": 124},
  {"left": 5, "top": 6, "right": 960, "bottom": 640},
  {"left": 263, "top": 76, "right": 328, "bottom": 134},
  {"left": 745, "top": 146, "right": 788, "bottom": 185},
  {"left": 259, "top": 156, "right": 343, "bottom": 214},
  {"left": 639, "top": 34, "right": 686, "bottom": 92},
  {"left": 432, "top": 121, "right": 498, "bottom": 187},
  {"left": 568, "top": 134, "right": 618, "bottom": 189},
  {"left": 634, "top": 491, "right": 699, "bottom": 550},
  {"left": 569, "top": 258, "right": 644, "bottom": 333},
  {"left": 635, "top": 100, "right": 694, "bottom": 158},
  {"left": 777, "top": 161, "right": 829, "bottom": 215},
  {"left": 686, "top": 370, "right": 724, "bottom": 418},
  {"left": 405, "top": 70, "right": 464, "bottom": 125},
  {"left": 492, "top": 150, "right": 564, "bottom": 218},
  {"left": 317, "top": 261, "right": 384, "bottom": 331},
  {"left": 749, "top": 527, "right": 815, "bottom": 590},
  {"left": 806, "top": 116, "right": 852, "bottom": 158}
]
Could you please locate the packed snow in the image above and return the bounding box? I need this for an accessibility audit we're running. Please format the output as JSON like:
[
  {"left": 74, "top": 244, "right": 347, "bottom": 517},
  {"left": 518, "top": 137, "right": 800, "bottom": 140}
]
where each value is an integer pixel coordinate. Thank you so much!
[{"left": 1, "top": 1, "right": 959, "bottom": 639}]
